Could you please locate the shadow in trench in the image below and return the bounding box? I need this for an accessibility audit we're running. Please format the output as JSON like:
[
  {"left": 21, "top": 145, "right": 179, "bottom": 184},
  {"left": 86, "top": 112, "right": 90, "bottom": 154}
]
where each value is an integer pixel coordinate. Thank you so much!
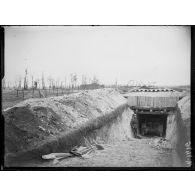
[{"left": 133, "top": 113, "right": 168, "bottom": 138}]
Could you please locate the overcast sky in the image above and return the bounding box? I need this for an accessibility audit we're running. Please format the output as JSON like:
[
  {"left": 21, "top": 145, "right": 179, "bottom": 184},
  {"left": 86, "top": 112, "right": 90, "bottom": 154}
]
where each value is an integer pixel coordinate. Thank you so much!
[{"left": 4, "top": 26, "right": 190, "bottom": 86}]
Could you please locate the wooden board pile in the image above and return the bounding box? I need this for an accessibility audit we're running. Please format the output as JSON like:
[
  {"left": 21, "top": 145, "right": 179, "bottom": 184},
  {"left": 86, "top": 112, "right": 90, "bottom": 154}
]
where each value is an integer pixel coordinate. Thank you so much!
[{"left": 42, "top": 138, "right": 104, "bottom": 164}]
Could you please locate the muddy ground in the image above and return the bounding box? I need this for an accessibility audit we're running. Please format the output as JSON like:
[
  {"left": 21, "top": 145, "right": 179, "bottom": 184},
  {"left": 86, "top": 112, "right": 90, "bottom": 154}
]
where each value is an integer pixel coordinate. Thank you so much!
[
  {"left": 54, "top": 138, "right": 176, "bottom": 167},
  {"left": 17, "top": 137, "right": 182, "bottom": 167}
]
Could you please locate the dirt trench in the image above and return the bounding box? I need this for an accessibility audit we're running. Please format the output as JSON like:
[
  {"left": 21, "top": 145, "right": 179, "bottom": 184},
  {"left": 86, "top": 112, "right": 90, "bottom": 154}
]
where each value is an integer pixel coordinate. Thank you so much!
[
  {"left": 3, "top": 89, "right": 190, "bottom": 167},
  {"left": 49, "top": 110, "right": 189, "bottom": 167},
  {"left": 49, "top": 112, "right": 189, "bottom": 168},
  {"left": 20, "top": 138, "right": 174, "bottom": 167},
  {"left": 51, "top": 97, "right": 190, "bottom": 168}
]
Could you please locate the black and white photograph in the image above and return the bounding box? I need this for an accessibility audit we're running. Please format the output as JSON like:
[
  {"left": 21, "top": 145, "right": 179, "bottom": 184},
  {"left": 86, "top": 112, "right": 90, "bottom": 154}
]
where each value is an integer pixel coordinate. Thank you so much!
[{"left": 1, "top": 26, "right": 192, "bottom": 169}]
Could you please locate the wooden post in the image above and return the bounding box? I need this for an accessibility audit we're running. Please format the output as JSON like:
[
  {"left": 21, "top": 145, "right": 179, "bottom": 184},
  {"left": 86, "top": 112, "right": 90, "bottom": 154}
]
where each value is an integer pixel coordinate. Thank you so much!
[
  {"left": 57, "top": 88, "right": 58, "bottom": 96},
  {"left": 136, "top": 96, "right": 138, "bottom": 106},
  {"left": 32, "top": 88, "right": 34, "bottom": 98},
  {"left": 22, "top": 89, "right": 24, "bottom": 99},
  {"left": 39, "top": 89, "right": 41, "bottom": 98},
  {"left": 16, "top": 90, "right": 18, "bottom": 97},
  {"left": 45, "top": 89, "right": 47, "bottom": 97}
]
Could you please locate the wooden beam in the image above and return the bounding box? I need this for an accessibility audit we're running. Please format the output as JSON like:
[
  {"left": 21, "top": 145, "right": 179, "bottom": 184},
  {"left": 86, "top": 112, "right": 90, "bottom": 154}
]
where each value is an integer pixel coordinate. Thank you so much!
[
  {"left": 128, "top": 95, "right": 179, "bottom": 108},
  {"left": 136, "top": 111, "right": 168, "bottom": 115},
  {"left": 130, "top": 106, "right": 176, "bottom": 111}
]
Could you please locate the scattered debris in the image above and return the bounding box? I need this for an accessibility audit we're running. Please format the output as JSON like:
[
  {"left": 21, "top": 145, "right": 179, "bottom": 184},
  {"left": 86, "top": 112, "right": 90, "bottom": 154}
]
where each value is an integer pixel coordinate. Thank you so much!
[
  {"left": 148, "top": 138, "right": 172, "bottom": 150},
  {"left": 136, "top": 135, "right": 142, "bottom": 139},
  {"left": 96, "top": 144, "right": 104, "bottom": 150},
  {"left": 42, "top": 138, "right": 105, "bottom": 164},
  {"left": 42, "top": 152, "right": 73, "bottom": 160},
  {"left": 38, "top": 126, "right": 46, "bottom": 132},
  {"left": 93, "top": 139, "right": 104, "bottom": 150}
]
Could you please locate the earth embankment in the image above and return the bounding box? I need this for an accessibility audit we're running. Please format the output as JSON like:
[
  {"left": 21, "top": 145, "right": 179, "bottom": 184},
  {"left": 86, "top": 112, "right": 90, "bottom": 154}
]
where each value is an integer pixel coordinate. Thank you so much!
[{"left": 4, "top": 89, "right": 134, "bottom": 166}]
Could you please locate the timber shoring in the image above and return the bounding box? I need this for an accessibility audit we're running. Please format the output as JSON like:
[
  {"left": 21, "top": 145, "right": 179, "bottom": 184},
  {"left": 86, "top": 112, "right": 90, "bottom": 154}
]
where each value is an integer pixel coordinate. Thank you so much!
[{"left": 128, "top": 96, "right": 179, "bottom": 108}]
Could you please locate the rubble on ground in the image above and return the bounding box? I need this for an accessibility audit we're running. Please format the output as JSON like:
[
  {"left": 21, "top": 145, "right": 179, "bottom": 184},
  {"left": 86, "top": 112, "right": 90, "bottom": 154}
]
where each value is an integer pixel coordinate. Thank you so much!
[
  {"left": 42, "top": 138, "right": 104, "bottom": 165},
  {"left": 148, "top": 137, "right": 172, "bottom": 150}
]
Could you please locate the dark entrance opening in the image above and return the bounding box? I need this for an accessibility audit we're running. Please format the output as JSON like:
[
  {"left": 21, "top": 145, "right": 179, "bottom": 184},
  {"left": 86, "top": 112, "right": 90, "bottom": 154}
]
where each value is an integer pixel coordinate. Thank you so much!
[{"left": 137, "top": 113, "right": 167, "bottom": 137}]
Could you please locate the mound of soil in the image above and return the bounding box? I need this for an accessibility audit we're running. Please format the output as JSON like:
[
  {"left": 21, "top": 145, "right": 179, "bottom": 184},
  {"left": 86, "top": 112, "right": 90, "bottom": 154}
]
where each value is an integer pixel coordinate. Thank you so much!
[{"left": 3, "top": 89, "right": 127, "bottom": 159}]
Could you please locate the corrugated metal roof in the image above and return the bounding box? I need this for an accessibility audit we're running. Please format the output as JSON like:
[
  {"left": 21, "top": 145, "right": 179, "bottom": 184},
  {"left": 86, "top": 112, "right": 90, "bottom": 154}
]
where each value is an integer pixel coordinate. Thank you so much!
[
  {"left": 132, "top": 88, "right": 175, "bottom": 92},
  {"left": 123, "top": 87, "right": 181, "bottom": 97}
]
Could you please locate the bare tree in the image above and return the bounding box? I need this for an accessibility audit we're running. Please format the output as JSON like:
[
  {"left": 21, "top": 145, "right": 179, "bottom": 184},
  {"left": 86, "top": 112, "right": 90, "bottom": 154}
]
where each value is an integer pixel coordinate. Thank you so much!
[
  {"left": 55, "top": 78, "right": 61, "bottom": 88},
  {"left": 2, "top": 78, "right": 5, "bottom": 89},
  {"left": 81, "top": 74, "right": 88, "bottom": 89},
  {"left": 64, "top": 76, "right": 67, "bottom": 89},
  {"left": 70, "top": 73, "right": 78, "bottom": 90},
  {"left": 14, "top": 76, "right": 22, "bottom": 89},
  {"left": 73, "top": 74, "right": 78, "bottom": 89},
  {"left": 18, "top": 76, "right": 22, "bottom": 89},
  {"left": 82, "top": 75, "right": 87, "bottom": 85},
  {"left": 35, "top": 79, "right": 40, "bottom": 89},
  {"left": 31, "top": 75, "right": 34, "bottom": 89},
  {"left": 47, "top": 75, "right": 53, "bottom": 89},
  {"left": 23, "top": 68, "right": 28, "bottom": 89},
  {"left": 41, "top": 73, "right": 46, "bottom": 89},
  {"left": 91, "top": 75, "right": 99, "bottom": 84}
]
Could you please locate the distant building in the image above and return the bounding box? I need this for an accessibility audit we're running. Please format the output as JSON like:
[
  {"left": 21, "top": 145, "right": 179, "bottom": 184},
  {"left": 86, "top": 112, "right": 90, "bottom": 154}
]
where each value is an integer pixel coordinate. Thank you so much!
[{"left": 79, "top": 83, "right": 104, "bottom": 90}]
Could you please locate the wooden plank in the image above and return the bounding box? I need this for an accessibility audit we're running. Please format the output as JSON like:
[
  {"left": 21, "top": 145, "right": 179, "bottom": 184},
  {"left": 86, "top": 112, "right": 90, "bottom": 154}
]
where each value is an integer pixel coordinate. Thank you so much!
[
  {"left": 128, "top": 95, "right": 178, "bottom": 108},
  {"left": 136, "top": 111, "right": 168, "bottom": 115}
]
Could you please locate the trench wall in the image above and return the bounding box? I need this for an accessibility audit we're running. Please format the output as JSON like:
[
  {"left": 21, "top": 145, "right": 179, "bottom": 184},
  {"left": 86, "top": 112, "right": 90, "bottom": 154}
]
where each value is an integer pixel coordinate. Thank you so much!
[
  {"left": 5, "top": 104, "right": 134, "bottom": 166},
  {"left": 4, "top": 89, "right": 134, "bottom": 166},
  {"left": 166, "top": 111, "right": 177, "bottom": 145},
  {"left": 166, "top": 96, "right": 190, "bottom": 166},
  {"left": 86, "top": 108, "right": 134, "bottom": 144}
]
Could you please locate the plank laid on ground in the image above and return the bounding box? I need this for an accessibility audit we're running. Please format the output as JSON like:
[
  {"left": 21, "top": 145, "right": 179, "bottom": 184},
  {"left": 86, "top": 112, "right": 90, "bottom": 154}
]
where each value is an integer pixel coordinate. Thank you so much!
[
  {"left": 42, "top": 145, "right": 94, "bottom": 160},
  {"left": 42, "top": 153, "right": 73, "bottom": 160}
]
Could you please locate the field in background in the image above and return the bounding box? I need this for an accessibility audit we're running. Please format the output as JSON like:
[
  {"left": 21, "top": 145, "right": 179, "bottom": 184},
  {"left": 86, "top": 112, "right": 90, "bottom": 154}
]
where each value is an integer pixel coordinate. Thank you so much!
[
  {"left": 2, "top": 85, "right": 190, "bottom": 110},
  {"left": 2, "top": 88, "right": 78, "bottom": 110}
]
